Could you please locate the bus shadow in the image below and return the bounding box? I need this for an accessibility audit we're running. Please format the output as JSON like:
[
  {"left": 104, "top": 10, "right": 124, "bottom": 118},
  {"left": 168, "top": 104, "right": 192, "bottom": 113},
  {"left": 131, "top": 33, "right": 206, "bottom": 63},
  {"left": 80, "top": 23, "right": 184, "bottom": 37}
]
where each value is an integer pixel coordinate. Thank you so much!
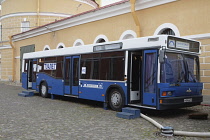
[
  {"left": 34, "top": 93, "right": 201, "bottom": 117},
  {"left": 50, "top": 95, "right": 104, "bottom": 109},
  {"left": 140, "top": 108, "right": 197, "bottom": 118}
]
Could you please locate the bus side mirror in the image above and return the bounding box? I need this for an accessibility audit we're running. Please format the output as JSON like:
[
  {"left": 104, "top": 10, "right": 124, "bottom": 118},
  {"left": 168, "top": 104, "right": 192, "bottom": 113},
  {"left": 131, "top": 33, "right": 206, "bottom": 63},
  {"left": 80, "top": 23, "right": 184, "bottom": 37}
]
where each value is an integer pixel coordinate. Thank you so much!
[{"left": 159, "top": 50, "right": 165, "bottom": 63}]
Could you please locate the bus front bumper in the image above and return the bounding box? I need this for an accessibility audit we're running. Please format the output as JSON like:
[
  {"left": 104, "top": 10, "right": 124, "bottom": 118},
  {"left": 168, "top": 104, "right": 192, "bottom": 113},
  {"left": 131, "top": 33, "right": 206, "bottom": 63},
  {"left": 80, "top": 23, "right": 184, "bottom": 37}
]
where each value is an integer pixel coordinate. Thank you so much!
[{"left": 159, "top": 95, "right": 203, "bottom": 110}]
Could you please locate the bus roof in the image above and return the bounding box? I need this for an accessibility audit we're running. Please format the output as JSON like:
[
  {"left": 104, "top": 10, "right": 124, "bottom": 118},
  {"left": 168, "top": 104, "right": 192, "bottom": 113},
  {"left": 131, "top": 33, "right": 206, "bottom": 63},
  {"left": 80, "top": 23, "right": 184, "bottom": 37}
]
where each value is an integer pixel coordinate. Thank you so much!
[{"left": 22, "top": 35, "right": 199, "bottom": 59}]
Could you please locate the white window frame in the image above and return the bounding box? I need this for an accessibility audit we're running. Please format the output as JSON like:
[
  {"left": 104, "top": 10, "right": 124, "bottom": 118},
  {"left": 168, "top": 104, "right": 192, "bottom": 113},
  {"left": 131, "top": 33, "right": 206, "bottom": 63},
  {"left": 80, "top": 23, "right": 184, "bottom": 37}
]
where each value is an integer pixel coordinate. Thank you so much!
[
  {"left": 94, "top": 34, "right": 109, "bottom": 44},
  {"left": 21, "top": 21, "right": 30, "bottom": 32},
  {"left": 119, "top": 30, "right": 137, "bottom": 40},
  {"left": 56, "top": 42, "right": 65, "bottom": 49},
  {"left": 154, "top": 23, "right": 180, "bottom": 36},
  {"left": 73, "top": 39, "right": 84, "bottom": 47},
  {"left": 43, "top": 45, "right": 51, "bottom": 51}
]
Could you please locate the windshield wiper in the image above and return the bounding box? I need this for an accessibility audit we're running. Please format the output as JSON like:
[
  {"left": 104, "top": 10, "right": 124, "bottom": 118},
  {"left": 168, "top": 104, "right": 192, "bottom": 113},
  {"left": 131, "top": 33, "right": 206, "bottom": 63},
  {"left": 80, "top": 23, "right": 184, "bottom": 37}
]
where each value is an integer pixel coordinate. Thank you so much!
[{"left": 177, "top": 71, "right": 185, "bottom": 83}]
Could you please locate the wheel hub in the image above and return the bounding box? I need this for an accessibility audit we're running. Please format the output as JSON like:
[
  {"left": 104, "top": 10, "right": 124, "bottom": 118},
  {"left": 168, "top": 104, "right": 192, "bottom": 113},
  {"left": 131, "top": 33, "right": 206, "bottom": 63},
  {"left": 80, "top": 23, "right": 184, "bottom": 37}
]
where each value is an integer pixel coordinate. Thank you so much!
[
  {"left": 41, "top": 85, "right": 46, "bottom": 95},
  {"left": 111, "top": 92, "right": 121, "bottom": 106}
]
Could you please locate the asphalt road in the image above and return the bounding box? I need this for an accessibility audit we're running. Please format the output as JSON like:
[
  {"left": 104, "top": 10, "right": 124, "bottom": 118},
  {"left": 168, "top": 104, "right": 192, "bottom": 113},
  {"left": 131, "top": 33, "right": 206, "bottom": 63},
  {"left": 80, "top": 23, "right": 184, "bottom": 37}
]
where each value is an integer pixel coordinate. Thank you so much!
[{"left": 0, "top": 82, "right": 210, "bottom": 140}]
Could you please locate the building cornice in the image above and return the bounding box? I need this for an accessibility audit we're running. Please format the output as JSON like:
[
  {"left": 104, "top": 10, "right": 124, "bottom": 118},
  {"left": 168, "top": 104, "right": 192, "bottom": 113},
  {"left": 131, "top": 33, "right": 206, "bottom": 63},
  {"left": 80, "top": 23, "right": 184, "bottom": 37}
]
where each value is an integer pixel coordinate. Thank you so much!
[
  {"left": 12, "top": 0, "right": 176, "bottom": 42},
  {"left": 0, "top": 12, "right": 72, "bottom": 21}
]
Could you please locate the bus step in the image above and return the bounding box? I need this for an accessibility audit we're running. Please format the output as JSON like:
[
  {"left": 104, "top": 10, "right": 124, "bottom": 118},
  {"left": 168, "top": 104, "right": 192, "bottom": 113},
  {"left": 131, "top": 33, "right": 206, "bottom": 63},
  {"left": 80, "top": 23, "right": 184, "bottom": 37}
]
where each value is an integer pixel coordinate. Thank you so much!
[
  {"left": 116, "top": 107, "right": 141, "bottom": 119},
  {"left": 18, "top": 90, "right": 34, "bottom": 97},
  {"left": 116, "top": 112, "right": 135, "bottom": 119},
  {"left": 122, "top": 107, "right": 141, "bottom": 118}
]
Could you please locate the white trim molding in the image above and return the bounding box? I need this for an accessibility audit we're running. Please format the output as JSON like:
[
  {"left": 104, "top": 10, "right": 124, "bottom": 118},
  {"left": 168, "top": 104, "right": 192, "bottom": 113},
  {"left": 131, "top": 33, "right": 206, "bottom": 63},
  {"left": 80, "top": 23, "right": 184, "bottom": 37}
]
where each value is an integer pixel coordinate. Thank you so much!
[
  {"left": 43, "top": 45, "right": 51, "bottom": 51},
  {"left": 0, "top": 12, "right": 72, "bottom": 21},
  {"left": 0, "top": 45, "right": 12, "bottom": 49},
  {"left": 74, "top": 0, "right": 98, "bottom": 8},
  {"left": 119, "top": 30, "right": 137, "bottom": 40},
  {"left": 73, "top": 39, "right": 85, "bottom": 46},
  {"left": 12, "top": 0, "right": 177, "bottom": 42},
  {"left": 94, "top": 34, "right": 109, "bottom": 44},
  {"left": 183, "top": 33, "right": 210, "bottom": 40},
  {"left": 1, "top": 0, "right": 5, "bottom": 4},
  {"left": 56, "top": 42, "right": 65, "bottom": 49},
  {"left": 154, "top": 23, "right": 180, "bottom": 36}
]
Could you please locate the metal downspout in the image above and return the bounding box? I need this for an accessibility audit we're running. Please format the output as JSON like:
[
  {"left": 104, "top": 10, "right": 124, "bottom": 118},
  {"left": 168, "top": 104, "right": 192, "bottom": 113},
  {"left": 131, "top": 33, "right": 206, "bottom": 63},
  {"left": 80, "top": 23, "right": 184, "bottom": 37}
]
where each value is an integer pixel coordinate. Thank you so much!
[
  {"left": 8, "top": 36, "right": 15, "bottom": 82},
  {"left": 130, "top": 0, "right": 140, "bottom": 37}
]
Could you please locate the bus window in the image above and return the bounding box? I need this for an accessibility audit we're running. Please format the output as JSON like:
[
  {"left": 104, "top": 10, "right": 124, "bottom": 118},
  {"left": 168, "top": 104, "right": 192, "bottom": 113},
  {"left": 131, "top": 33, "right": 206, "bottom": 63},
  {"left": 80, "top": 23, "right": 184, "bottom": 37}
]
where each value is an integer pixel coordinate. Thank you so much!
[
  {"left": 185, "top": 55, "right": 199, "bottom": 82},
  {"left": 160, "top": 53, "right": 190, "bottom": 83},
  {"left": 56, "top": 56, "right": 64, "bottom": 79},
  {"left": 144, "top": 53, "right": 156, "bottom": 93},
  {"left": 24, "top": 59, "right": 29, "bottom": 72},
  {"left": 100, "top": 57, "right": 124, "bottom": 81},
  {"left": 100, "top": 51, "right": 124, "bottom": 81},
  {"left": 81, "top": 59, "right": 99, "bottom": 80},
  {"left": 73, "top": 58, "right": 79, "bottom": 86}
]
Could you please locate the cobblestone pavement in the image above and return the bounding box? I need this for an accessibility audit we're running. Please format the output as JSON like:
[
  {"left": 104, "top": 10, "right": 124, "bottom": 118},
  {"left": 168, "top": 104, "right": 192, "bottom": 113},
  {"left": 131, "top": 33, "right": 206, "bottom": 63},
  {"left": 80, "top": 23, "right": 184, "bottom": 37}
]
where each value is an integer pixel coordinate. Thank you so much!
[{"left": 0, "top": 82, "right": 210, "bottom": 140}]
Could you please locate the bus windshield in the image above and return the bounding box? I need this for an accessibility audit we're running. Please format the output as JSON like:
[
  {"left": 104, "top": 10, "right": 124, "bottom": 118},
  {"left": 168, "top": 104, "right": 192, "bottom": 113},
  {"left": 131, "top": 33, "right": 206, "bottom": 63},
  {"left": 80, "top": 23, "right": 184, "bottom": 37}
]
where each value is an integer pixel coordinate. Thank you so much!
[{"left": 160, "top": 53, "right": 199, "bottom": 83}]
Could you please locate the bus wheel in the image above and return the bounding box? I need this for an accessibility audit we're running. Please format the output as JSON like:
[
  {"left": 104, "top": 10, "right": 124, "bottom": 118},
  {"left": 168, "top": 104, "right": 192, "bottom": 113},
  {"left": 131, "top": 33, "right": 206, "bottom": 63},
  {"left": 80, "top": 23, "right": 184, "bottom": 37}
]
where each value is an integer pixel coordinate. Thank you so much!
[
  {"left": 40, "top": 82, "right": 49, "bottom": 98},
  {"left": 109, "top": 89, "right": 124, "bottom": 111}
]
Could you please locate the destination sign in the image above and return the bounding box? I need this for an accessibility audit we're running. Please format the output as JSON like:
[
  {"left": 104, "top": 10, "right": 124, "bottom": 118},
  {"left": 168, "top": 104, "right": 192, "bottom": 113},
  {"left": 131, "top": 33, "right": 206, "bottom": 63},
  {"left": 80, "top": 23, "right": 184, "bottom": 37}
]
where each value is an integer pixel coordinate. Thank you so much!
[
  {"left": 168, "top": 36, "right": 200, "bottom": 53},
  {"left": 44, "top": 63, "right": 56, "bottom": 70}
]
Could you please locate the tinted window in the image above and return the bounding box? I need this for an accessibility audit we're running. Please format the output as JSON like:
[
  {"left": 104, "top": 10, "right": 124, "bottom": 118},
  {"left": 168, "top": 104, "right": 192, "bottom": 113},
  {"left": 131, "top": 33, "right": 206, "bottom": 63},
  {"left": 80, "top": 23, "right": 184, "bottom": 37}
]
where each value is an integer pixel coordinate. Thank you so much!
[{"left": 81, "top": 51, "right": 125, "bottom": 81}]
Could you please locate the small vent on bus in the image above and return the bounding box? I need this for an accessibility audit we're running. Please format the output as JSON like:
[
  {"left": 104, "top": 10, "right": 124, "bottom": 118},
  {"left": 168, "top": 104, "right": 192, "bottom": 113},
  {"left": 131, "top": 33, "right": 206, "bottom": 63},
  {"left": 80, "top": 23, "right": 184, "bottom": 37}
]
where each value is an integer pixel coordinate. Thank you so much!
[{"left": 148, "top": 37, "right": 159, "bottom": 42}]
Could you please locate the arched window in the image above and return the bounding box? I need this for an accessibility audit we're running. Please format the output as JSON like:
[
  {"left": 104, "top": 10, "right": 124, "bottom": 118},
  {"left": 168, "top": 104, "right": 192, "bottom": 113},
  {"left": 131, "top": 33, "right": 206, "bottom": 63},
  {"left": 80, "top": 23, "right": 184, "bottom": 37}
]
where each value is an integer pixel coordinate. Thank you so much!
[
  {"left": 56, "top": 43, "right": 65, "bottom": 49},
  {"left": 73, "top": 39, "right": 84, "bottom": 47},
  {"left": 119, "top": 30, "right": 137, "bottom": 40},
  {"left": 159, "top": 28, "right": 175, "bottom": 35},
  {"left": 154, "top": 23, "right": 180, "bottom": 36},
  {"left": 58, "top": 45, "right": 64, "bottom": 49},
  {"left": 94, "top": 35, "right": 109, "bottom": 44},
  {"left": 43, "top": 45, "right": 50, "bottom": 51},
  {"left": 97, "top": 38, "right": 106, "bottom": 43}
]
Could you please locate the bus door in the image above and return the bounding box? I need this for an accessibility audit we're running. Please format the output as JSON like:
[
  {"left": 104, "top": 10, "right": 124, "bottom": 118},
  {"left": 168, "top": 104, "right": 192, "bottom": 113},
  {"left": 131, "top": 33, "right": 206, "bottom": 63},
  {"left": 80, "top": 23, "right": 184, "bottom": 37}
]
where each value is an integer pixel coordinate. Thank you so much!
[
  {"left": 130, "top": 52, "right": 141, "bottom": 104},
  {"left": 27, "top": 59, "right": 37, "bottom": 89},
  {"left": 64, "top": 56, "right": 80, "bottom": 96},
  {"left": 142, "top": 50, "right": 157, "bottom": 106}
]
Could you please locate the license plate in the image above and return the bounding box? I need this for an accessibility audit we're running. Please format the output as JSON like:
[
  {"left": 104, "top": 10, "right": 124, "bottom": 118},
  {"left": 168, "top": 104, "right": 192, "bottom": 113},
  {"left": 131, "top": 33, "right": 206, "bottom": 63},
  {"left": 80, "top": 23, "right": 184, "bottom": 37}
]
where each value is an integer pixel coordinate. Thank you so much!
[{"left": 184, "top": 98, "right": 192, "bottom": 102}]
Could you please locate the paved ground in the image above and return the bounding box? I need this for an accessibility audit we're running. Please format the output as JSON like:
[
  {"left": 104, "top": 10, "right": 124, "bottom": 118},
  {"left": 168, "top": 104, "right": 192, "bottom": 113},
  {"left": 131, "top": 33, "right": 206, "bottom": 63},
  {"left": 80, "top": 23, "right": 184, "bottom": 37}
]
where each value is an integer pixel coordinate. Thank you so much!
[
  {"left": 202, "top": 95, "right": 210, "bottom": 105},
  {"left": 0, "top": 82, "right": 210, "bottom": 140}
]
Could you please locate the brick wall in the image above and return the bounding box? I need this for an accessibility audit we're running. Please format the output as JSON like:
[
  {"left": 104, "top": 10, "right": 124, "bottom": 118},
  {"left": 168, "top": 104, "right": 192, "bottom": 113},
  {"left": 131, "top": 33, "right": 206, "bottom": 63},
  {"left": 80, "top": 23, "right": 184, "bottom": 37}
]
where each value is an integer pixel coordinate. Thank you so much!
[
  {"left": 0, "top": 49, "right": 13, "bottom": 81},
  {"left": 1, "top": 16, "right": 65, "bottom": 41},
  {"left": 199, "top": 38, "right": 210, "bottom": 95}
]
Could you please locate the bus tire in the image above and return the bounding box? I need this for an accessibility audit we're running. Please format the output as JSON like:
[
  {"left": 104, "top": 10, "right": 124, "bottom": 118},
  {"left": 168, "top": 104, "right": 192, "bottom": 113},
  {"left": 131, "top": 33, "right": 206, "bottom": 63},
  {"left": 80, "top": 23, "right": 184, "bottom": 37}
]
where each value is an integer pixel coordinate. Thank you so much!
[
  {"left": 40, "top": 82, "right": 49, "bottom": 98},
  {"left": 109, "top": 88, "right": 124, "bottom": 111}
]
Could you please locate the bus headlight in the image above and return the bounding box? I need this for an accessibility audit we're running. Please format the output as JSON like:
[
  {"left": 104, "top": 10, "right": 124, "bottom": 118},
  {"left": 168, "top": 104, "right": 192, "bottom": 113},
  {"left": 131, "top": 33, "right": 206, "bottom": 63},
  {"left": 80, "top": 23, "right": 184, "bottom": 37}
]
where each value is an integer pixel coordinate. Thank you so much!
[
  {"left": 167, "top": 91, "right": 172, "bottom": 96},
  {"left": 162, "top": 91, "right": 173, "bottom": 96}
]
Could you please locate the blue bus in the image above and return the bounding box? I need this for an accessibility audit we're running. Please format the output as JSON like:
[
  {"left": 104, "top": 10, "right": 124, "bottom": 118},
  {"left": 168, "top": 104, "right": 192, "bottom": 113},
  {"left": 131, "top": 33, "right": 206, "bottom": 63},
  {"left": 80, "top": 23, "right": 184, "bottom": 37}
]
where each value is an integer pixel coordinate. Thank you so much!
[{"left": 22, "top": 35, "right": 203, "bottom": 111}]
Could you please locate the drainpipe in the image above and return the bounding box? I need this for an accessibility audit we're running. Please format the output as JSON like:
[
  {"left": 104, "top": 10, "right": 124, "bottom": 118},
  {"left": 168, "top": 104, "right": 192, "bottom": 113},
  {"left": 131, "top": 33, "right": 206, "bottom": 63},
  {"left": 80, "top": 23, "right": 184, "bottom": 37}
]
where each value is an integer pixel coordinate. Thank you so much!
[
  {"left": 8, "top": 36, "right": 15, "bottom": 82},
  {"left": 130, "top": 0, "right": 140, "bottom": 37},
  {"left": 37, "top": 0, "right": 40, "bottom": 27}
]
